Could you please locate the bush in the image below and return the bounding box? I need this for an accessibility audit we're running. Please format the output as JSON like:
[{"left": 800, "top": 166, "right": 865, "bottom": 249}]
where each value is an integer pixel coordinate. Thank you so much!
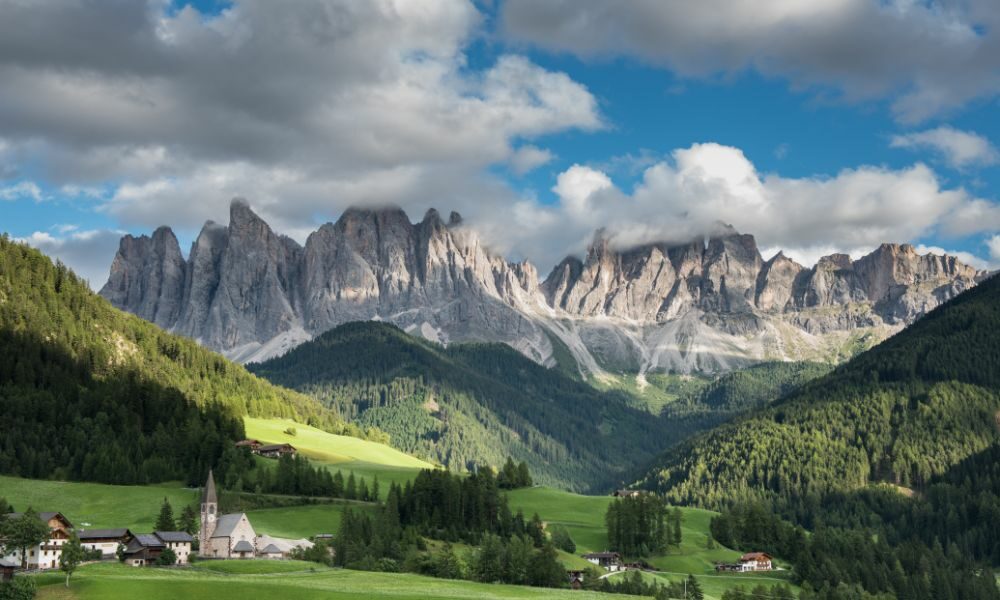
[
  {"left": 0, "top": 577, "right": 37, "bottom": 600},
  {"left": 156, "top": 548, "right": 177, "bottom": 566}
]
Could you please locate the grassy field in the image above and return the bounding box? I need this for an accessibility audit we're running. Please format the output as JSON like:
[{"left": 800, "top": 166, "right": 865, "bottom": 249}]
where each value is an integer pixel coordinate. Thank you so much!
[
  {"left": 594, "top": 373, "right": 710, "bottom": 414},
  {"left": 0, "top": 475, "right": 200, "bottom": 531},
  {"left": 506, "top": 486, "right": 740, "bottom": 573},
  {"left": 33, "top": 562, "right": 620, "bottom": 600},
  {"left": 244, "top": 417, "right": 433, "bottom": 498}
]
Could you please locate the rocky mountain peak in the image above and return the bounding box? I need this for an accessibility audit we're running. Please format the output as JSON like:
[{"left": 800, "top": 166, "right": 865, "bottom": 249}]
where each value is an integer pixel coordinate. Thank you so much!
[{"left": 102, "top": 204, "right": 987, "bottom": 373}]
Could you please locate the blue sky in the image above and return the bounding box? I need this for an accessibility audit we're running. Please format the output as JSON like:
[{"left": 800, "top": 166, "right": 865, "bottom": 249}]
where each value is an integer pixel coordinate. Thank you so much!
[{"left": 2, "top": 0, "right": 999, "bottom": 286}]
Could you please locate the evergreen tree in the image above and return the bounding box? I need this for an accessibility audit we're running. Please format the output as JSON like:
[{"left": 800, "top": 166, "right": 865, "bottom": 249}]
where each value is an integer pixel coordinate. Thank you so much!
[
  {"left": 345, "top": 473, "right": 357, "bottom": 500},
  {"left": 528, "top": 543, "right": 566, "bottom": 588},
  {"left": 156, "top": 548, "right": 177, "bottom": 566},
  {"left": 154, "top": 498, "right": 175, "bottom": 531},
  {"left": 178, "top": 505, "right": 198, "bottom": 535},
  {"left": 686, "top": 574, "right": 704, "bottom": 600}
]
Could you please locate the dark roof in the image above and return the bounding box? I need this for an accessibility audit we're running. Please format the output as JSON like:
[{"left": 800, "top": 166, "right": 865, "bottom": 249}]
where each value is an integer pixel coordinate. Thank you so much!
[
  {"left": 77, "top": 528, "right": 130, "bottom": 540},
  {"left": 133, "top": 534, "right": 165, "bottom": 548},
  {"left": 4, "top": 511, "right": 72, "bottom": 529},
  {"left": 258, "top": 443, "right": 295, "bottom": 452},
  {"left": 261, "top": 544, "right": 282, "bottom": 554},
  {"left": 233, "top": 540, "right": 255, "bottom": 553},
  {"left": 583, "top": 552, "right": 621, "bottom": 559},
  {"left": 154, "top": 531, "right": 194, "bottom": 543},
  {"left": 202, "top": 469, "right": 217, "bottom": 505}
]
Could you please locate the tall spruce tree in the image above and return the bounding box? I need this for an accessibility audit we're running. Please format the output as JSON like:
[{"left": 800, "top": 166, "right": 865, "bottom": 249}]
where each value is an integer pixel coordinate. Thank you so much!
[{"left": 154, "top": 498, "right": 175, "bottom": 531}]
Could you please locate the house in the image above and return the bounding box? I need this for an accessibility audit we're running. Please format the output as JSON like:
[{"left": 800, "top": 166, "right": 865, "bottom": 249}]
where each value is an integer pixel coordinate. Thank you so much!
[
  {"left": 582, "top": 551, "right": 623, "bottom": 572},
  {"left": 739, "top": 552, "right": 773, "bottom": 571},
  {"left": 154, "top": 531, "right": 194, "bottom": 564},
  {"left": 199, "top": 470, "right": 258, "bottom": 559},
  {"left": 235, "top": 439, "right": 262, "bottom": 452},
  {"left": 77, "top": 529, "right": 133, "bottom": 559},
  {"left": 567, "top": 570, "right": 585, "bottom": 590},
  {"left": 259, "top": 544, "right": 284, "bottom": 560},
  {"left": 613, "top": 490, "right": 641, "bottom": 498},
  {"left": 256, "top": 443, "right": 296, "bottom": 459},
  {"left": 123, "top": 534, "right": 165, "bottom": 567},
  {"left": 1, "top": 512, "right": 73, "bottom": 570}
]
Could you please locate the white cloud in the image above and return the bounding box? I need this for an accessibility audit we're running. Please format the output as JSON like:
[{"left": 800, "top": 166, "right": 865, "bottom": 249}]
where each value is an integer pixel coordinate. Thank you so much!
[
  {"left": 0, "top": 0, "right": 601, "bottom": 232},
  {"left": 891, "top": 126, "right": 999, "bottom": 169},
  {"left": 0, "top": 181, "right": 42, "bottom": 201},
  {"left": 509, "top": 145, "right": 554, "bottom": 174},
  {"left": 467, "top": 142, "right": 1000, "bottom": 272},
  {"left": 502, "top": 0, "right": 1000, "bottom": 122},
  {"left": 987, "top": 235, "right": 1000, "bottom": 264},
  {"left": 19, "top": 228, "right": 124, "bottom": 288}
]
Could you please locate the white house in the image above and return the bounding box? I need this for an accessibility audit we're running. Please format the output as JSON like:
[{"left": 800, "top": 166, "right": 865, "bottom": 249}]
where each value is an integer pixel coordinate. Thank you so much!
[
  {"left": 1, "top": 512, "right": 73, "bottom": 570},
  {"left": 154, "top": 531, "right": 194, "bottom": 564},
  {"left": 77, "top": 529, "right": 132, "bottom": 559}
]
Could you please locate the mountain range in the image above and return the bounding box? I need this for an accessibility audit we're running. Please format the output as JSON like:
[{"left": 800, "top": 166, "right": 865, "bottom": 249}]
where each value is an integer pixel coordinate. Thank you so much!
[{"left": 100, "top": 199, "right": 987, "bottom": 374}]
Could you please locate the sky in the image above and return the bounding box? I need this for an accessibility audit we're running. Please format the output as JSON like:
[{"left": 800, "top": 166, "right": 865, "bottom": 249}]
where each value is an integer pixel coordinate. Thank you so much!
[{"left": 2, "top": 0, "right": 1000, "bottom": 287}]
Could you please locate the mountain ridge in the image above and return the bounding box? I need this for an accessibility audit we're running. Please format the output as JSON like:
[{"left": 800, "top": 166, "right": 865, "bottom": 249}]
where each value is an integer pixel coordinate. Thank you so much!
[{"left": 101, "top": 200, "right": 987, "bottom": 373}]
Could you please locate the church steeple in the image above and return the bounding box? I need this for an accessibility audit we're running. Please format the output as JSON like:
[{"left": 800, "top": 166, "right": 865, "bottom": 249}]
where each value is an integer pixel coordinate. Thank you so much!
[
  {"left": 199, "top": 469, "right": 218, "bottom": 557},
  {"left": 202, "top": 469, "right": 218, "bottom": 505}
]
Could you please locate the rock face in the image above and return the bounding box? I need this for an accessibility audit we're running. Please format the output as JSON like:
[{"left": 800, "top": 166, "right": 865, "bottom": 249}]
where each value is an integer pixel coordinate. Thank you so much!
[{"left": 101, "top": 200, "right": 987, "bottom": 373}]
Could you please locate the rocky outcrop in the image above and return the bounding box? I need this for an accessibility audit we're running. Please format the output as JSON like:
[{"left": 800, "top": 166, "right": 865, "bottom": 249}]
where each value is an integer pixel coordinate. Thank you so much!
[{"left": 101, "top": 200, "right": 987, "bottom": 373}]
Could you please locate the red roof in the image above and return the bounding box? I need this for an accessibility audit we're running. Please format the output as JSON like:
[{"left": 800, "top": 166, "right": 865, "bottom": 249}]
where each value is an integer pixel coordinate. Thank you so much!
[{"left": 739, "top": 552, "right": 772, "bottom": 561}]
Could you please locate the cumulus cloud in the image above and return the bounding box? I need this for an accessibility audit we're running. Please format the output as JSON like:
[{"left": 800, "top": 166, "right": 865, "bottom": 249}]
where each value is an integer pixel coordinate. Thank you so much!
[
  {"left": 0, "top": 0, "right": 600, "bottom": 232},
  {"left": 501, "top": 0, "right": 1000, "bottom": 122},
  {"left": 468, "top": 143, "right": 999, "bottom": 271},
  {"left": 18, "top": 229, "right": 125, "bottom": 287},
  {"left": 890, "top": 126, "right": 999, "bottom": 169}
]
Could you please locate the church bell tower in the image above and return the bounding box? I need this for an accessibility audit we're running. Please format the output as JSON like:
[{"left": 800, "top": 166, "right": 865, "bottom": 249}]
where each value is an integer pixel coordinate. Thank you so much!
[{"left": 199, "top": 469, "right": 218, "bottom": 556}]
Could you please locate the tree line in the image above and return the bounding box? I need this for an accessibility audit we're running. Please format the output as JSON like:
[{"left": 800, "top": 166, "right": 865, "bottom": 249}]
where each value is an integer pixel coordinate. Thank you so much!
[{"left": 605, "top": 494, "right": 681, "bottom": 557}]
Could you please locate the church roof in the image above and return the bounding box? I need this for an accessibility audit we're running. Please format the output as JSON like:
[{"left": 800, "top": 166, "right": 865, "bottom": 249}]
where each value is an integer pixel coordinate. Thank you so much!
[
  {"left": 233, "top": 540, "right": 255, "bottom": 553},
  {"left": 202, "top": 469, "right": 217, "bottom": 505},
  {"left": 210, "top": 513, "right": 250, "bottom": 539}
]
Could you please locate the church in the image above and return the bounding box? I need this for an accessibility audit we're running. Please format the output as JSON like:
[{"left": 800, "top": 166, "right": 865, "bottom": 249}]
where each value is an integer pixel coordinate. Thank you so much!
[
  {"left": 198, "top": 470, "right": 314, "bottom": 559},
  {"left": 198, "top": 470, "right": 259, "bottom": 559}
]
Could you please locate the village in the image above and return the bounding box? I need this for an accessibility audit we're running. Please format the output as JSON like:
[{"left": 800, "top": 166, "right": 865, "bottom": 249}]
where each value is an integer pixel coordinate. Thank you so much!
[{"left": 3, "top": 471, "right": 776, "bottom": 594}]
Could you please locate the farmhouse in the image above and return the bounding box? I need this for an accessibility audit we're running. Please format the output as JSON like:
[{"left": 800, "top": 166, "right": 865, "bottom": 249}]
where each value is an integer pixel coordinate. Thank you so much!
[
  {"left": 235, "top": 439, "right": 262, "bottom": 452},
  {"left": 77, "top": 528, "right": 133, "bottom": 559},
  {"left": 122, "top": 534, "right": 165, "bottom": 567},
  {"left": 613, "top": 489, "right": 642, "bottom": 498},
  {"left": 739, "top": 552, "right": 773, "bottom": 571},
  {"left": 582, "top": 551, "right": 623, "bottom": 572},
  {"left": 257, "top": 443, "right": 297, "bottom": 459},
  {"left": 1, "top": 511, "right": 73, "bottom": 570}
]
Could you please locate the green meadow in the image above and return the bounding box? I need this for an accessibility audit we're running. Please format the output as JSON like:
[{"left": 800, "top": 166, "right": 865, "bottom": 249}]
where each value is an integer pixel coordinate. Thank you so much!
[
  {"left": 244, "top": 417, "right": 433, "bottom": 498},
  {"left": 33, "top": 562, "right": 618, "bottom": 600}
]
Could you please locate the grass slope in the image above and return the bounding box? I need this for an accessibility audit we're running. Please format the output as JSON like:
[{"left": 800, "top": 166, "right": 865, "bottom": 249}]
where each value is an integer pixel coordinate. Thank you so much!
[
  {"left": 34, "top": 563, "right": 618, "bottom": 600},
  {"left": 249, "top": 321, "right": 683, "bottom": 492},
  {"left": 245, "top": 417, "right": 432, "bottom": 499}
]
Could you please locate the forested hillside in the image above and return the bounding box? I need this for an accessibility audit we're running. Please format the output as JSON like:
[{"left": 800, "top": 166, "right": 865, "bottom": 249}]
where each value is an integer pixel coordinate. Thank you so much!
[
  {"left": 641, "top": 273, "right": 1000, "bottom": 508},
  {"left": 661, "top": 361, "right": 832, "bottom": 423},
  {"left": 250, "top": 322, "right": 685, "bottom": 491},
  {"left": 634, "top": 273, "right": 1000, "bottom": 599},
  {"left": 0, "top": 236, "right": 364, "bottom": 486}
]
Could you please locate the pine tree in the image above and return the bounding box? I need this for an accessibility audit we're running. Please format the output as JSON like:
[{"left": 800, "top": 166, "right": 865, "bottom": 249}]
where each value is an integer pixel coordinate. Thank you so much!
[
  {"left": 154, "top": 497, "right": 175, "bottom": 531},
  {"left": 345, "top": 473, "right": 357, "bottom": 500},
  {"left": 178, "top": 505, "right": 198, "bottom": 535},
  {"left": 686, "top": 574, "right": 704, "bottom": 600}
]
